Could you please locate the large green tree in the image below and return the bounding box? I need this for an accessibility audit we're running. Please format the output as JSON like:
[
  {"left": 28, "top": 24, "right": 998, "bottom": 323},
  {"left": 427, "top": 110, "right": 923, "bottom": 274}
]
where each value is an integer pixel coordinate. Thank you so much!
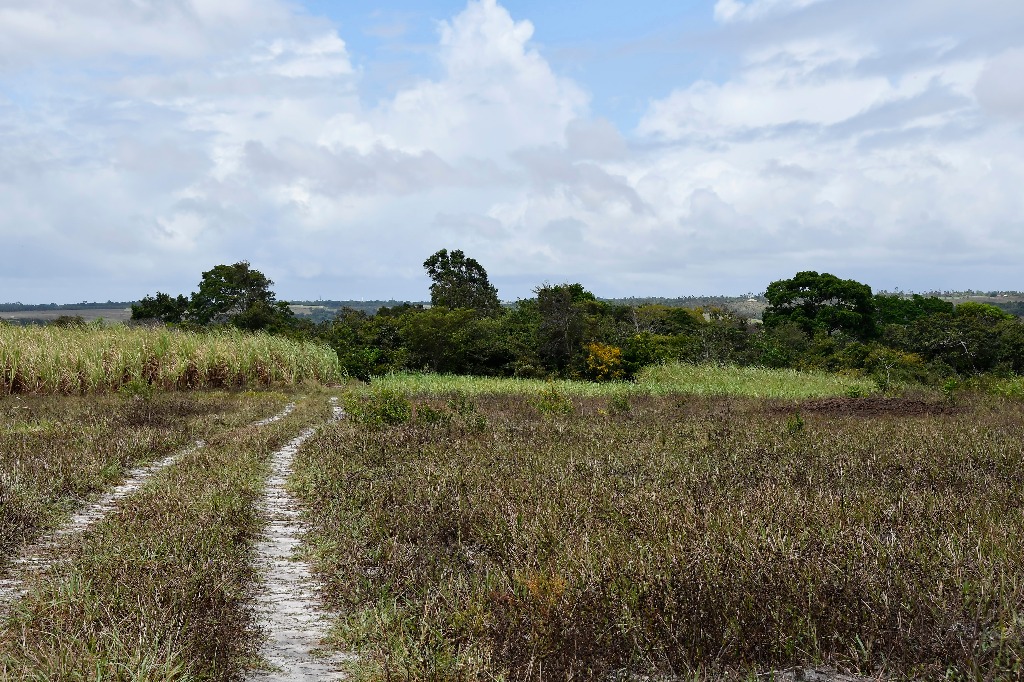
[
  {"left": 130, "top": 292, "right": 189, "bottom": 324},
  {"left": 187, "top": 262, "right": 295, "bottom": 331},
  {"left": 763, "top": 271, "right": 876, "bottom": 339},
  {"left": 423, "top": 249, "right": 501, "bottom": 315}
]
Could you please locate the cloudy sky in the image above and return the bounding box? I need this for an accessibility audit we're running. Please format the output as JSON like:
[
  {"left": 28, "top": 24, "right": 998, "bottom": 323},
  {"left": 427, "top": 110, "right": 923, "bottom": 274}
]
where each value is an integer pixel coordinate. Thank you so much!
[{"left": 2, "top": 0, "right": 1023, "bottom": 303}]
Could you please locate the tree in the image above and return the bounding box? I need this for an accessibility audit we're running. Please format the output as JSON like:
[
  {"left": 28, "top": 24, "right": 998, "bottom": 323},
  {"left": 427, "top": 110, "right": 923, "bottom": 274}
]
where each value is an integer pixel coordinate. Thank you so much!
[
  {"left": 536, "top": 283, "right": 595, "bottom": 373},
  {"left": 187, "top": 262, "right": 295, "bottom": 331},
  {"left": 130, "top": 292, "right": 189, "bottom": 324},
  {"left": 874, "top": 293, "right": 953, "bottom": 326},
  {"left": 423, "top": 249, "right": 501, "bottom": 315},
  {"left": 763, "top": 271, "right": 876, "bottom": 339}
]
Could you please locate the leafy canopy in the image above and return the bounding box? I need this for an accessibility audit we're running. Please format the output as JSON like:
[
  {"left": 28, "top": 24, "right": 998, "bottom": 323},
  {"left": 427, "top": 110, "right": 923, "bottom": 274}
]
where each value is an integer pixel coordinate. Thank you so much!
[
  {"left": 423, "top": 249, "right": 501, "bottom": 315},
  {"left": 132, "top": 261, "right": 295, "bottom": 332},
  {"left": 763, "top": 271, "right": 876, "bottom": 339}
]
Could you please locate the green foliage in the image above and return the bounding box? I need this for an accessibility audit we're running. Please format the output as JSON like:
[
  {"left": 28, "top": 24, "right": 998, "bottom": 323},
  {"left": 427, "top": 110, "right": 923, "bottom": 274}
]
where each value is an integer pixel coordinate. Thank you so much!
[
  {"left": 534, "top": 383, "right": 574, "bottom": 417},
  {"left": 345, "top": 388, "right": 413, "bottom": 427},
  {"left": 130, "top": 292, "right": 189, "bottom": 324},
  {"left": 446, "top": 390, "right": 476, "bottom": 416},
  {"left": 414, "top": 403, "right": 453, "bottom": 426},
  {"left": 49, "top": 315, "right": 87, "bottom": 328},
  {"left": 607, "top": 392, "right": 631, "bottom": 415},
  {"left": 118, "top": 377, "right": 154, "bottom": 402},
  {"left": 535, "top": 283, "right": 595, "bottom": 373},
  {"left": 874, "top": 293, "right": 953, "bottom": 325},
  {"left": 187, "top": 261, "right": 295, "bottom": 331},
  {"left": 785, "top": 410, "right": 804, "bottom": 434},
  {"left": 423, "top": 249, "right": 501, "bottom": 315},
  {"left": 399, "top": 307, "right": 511, "bottom": 376},
  {"left": 764, "top": 271, "right": 876, "bottom": 339},
  {"left": 863, "top": 345, "right": 927, "bottom": 392},
  {"left": 749, "top": 322, "right": 810, "bottom": 368}
]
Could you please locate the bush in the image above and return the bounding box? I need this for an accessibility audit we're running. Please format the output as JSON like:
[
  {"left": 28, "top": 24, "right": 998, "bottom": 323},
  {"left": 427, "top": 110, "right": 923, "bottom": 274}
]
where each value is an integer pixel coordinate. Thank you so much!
[
  {"left": 344, "top": 388, "right": 413, "bottom": 427},
  {"left": 534, "top": 384, "right": 574, "bottom": 417},
  {"left": 583, "top": 342, "right": 625, "bottom": 382}
]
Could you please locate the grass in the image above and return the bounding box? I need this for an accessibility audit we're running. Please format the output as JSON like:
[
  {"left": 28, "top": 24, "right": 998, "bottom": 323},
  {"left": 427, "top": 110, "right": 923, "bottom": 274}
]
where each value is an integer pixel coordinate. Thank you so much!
[
  {"left": 371, "top": 362, "right": 876, "bottom": 400},
  {"left": 0, "top": 393, "right": 333, "bottom": 680},
  {"left": 0, "top": 390, "right": 290, "bottom": 563},
  {"left": 293, "top": 391, "right": 1024, "bottom": 680},
  {"left": 0, "top": 324, "right": 341, "bottom": 395}
]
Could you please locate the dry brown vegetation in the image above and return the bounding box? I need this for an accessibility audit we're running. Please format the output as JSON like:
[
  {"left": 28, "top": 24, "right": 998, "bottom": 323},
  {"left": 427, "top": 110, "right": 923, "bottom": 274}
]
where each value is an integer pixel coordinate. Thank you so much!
[
  {"left": 294, "top": 390, "right": 1024, "bottom": 680},
  {"left": 0, "top": 392, "right": 330, "bottom": 680},
  {"left": 0, "top": 391, "right": 288, "bottom": 563}
]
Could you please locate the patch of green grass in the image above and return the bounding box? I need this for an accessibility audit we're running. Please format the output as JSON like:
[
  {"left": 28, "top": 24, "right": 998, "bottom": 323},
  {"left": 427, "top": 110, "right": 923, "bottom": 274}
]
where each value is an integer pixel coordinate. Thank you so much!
[
  {"left": 0, "top": 395, "right": 332, "bottom": 680},
  {"left": 372, "top": 363, "right": 876, "bottom": 400},
  {"left": 294, "top": 394, "right": 1024, "bottom": 680},
  {"left": 634, "top": 363, "right": 877, "bottom": 399}
]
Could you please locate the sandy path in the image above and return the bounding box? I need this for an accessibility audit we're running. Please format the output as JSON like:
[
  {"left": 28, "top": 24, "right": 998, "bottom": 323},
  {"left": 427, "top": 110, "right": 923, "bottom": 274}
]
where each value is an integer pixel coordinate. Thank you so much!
[
  {"left": 0, "top": 402, "right": 296, "bottom": 619},
  {"left": 247, "top": 398, "right": 350, "bottom": 681}
]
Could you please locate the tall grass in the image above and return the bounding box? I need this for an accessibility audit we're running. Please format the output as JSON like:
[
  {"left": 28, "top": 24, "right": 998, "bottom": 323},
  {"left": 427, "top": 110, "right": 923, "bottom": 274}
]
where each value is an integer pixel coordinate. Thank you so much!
[
  {"left": 0, "top": 325, "right": 340, "bottom": 394},
  {"left": 373, "top": 362, "right": 875, "bottom": 399}
]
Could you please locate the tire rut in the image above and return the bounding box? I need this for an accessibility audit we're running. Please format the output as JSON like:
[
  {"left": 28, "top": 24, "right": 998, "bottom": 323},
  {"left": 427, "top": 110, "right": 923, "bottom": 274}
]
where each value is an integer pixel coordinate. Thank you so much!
[
  {"left": 247, "top": 398, "right": 350, "bottom": 681},
  {"left": 0, "top": 402, "right": 297, "bottom": 620}
]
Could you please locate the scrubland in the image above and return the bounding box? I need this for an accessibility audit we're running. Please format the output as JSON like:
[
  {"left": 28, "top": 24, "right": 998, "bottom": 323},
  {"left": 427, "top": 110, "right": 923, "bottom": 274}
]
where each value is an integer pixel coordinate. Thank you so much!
[{"left": 293, "top": 388, "right": 1024, "bottom": 680}]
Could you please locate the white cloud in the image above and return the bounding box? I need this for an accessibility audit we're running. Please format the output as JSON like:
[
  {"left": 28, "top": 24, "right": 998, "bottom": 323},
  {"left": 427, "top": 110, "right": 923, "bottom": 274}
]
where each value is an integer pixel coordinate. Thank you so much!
[
  {"left": 374, "top": 0, "right": 589, "bottom": 157},
  {"left": 1, "top": 0, "right": 1023, "bottom": 302},
  {"left": 0, "top": 0, "right": 302, "bottom": 66},
  {"left": 713, "top": 0, "right": 831, "bottom": 24},
  {"left": 975, "top": 48, "right": 1024, "bottom": 121}
]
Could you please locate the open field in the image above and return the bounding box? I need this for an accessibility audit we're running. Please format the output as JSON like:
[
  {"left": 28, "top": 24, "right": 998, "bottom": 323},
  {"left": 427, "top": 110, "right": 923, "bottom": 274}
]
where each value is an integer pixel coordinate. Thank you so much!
[
  {"left": 294, "top": 390, "right": 1024, "bottom": 680},
  {"left": 0, "top": 325, "right": 341, "bottom": 394},
  {"left": 373, "top": 363, "right": 877, "bottom": 399},
  {"left": 2, "top": 360, "right": 1022, "bottom": 680}
]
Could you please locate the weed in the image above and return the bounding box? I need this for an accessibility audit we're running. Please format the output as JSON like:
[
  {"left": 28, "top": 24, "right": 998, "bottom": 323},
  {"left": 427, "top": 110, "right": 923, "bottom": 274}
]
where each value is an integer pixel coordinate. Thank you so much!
[
  {"left": 607, "top": 393, "right": 631, "bottom": 416},
  {"left": 942, "top": 378, "right": 961, "bottom": 403},
  {"left": 786, "top": 410, "right": 805, "bottom": 435},
  {"left": 345, "top": 388, "right": 413, "bottom": 427},
  {"left": 534, "top": 383, "right": 574, "bottom": 417},
  {"left": 416, "top": 404, "right": 453, "bottom": 427}
]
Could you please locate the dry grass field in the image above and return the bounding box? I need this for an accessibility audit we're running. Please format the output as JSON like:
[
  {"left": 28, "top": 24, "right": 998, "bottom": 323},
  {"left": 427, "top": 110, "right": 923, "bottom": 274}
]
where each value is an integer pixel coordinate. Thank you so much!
[
  {"left": 1, "top": 348, "right": 1021, "bottom": 680},
  {"left": 293, "top": 388, "right": 1024, "bottom": 680}
]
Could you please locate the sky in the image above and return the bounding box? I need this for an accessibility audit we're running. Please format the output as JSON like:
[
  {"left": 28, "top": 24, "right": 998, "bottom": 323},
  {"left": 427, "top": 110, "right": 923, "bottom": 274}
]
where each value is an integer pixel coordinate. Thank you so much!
[{"left": 1, "top": 0, "right": 1023, "bottom": 303}]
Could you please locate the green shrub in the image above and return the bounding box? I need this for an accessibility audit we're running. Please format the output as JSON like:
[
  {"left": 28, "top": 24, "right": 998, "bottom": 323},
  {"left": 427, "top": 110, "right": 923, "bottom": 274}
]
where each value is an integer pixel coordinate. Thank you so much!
[
  {"left": 345, "top": 388, "right": 413, "bottom": 427},
  {"left": 607, "top": 393, "right": 631, "bottom": 416},
  {"left": 534, "top": 384, "right": 574, "bottom": 417}
]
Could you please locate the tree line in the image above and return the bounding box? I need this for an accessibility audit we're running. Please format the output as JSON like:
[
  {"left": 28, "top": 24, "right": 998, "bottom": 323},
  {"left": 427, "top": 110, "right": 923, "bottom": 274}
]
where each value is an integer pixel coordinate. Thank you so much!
[{"left": 129, "top": 253, "right": 1024, "bottom": 386}]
